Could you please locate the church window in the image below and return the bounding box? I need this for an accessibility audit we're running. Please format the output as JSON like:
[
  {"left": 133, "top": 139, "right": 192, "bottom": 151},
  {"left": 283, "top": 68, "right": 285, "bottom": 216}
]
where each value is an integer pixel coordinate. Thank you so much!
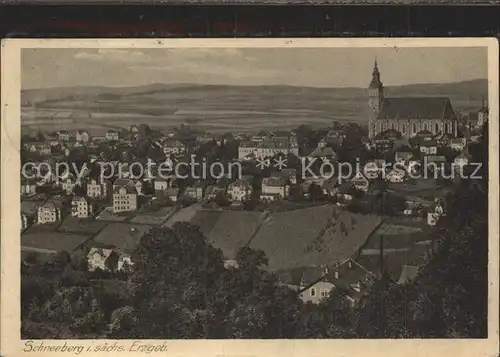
[
  {"left": 391, "top": 123, "right": 395, "bottom": 130},
  {"left": 402, "top": 125, "right": 406, "bottom": 133},
  {"left": 413, "top": 124, "right": 417, "bottom": 134},
  {"left": 423, "top": 122, "right": 428, "bottom": 131},
  {"left": 435, "top": 123, "right": 439, "bottom": 133}
]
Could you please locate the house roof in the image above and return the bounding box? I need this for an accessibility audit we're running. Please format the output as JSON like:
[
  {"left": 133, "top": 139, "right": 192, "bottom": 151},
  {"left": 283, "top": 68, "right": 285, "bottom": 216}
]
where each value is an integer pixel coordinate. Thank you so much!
[
  {"left": 308, "top": 146, "right": 336, "bottom": 158},
  {"left": 21, "top": 232, "right": 89, "bottom": 254},
  {"left": 249, "top": 205, "right": 382, "bottom": 271},
  {"left": 92, "top": 223, "right": 153, "bottom": 254},
  {"left": 87, "top": 247, "right": 114, "bottom": 259},
  {"left": 377, "top": 97, "right": 455, "bottom": 120},
  {"left": 395, "top": 151, "right": 413, "bottom": 161},
  {"left": 229, "top": 179, "right": 252, "bottom": 190},
  {"left": 450, "top": 138, "right": 466, "bottom": 144},
  {"left": 262, "top": 177, "right": 286, "bottom": 187},
  {"left": 420, "top": 139, "right": 438, "bottom": 147}
]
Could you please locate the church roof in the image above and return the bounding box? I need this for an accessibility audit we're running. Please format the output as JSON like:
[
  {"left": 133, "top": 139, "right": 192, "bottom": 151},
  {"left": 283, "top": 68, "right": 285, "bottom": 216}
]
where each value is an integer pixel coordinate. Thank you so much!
[{"left": 377, "top": 97, "right": 455, "bottom": 121}]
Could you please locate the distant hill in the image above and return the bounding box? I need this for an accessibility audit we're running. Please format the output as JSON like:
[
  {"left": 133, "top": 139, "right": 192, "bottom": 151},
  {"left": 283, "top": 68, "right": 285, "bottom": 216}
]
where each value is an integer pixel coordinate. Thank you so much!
[{"left": 21, "top": 79, "right": 488, "bottom": 105}]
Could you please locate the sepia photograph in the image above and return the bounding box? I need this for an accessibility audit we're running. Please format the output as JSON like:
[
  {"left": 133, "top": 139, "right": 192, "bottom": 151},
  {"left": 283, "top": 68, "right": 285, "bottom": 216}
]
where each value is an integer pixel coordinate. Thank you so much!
[{"left": 1, "top": 38, "right": 499, "bottom": 356}]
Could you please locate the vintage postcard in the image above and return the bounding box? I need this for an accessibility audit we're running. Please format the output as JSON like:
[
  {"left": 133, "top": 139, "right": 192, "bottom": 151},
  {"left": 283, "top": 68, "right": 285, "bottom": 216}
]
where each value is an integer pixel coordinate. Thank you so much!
[{"left": 1, "top": 38, "right": 499, "bottom": 357}]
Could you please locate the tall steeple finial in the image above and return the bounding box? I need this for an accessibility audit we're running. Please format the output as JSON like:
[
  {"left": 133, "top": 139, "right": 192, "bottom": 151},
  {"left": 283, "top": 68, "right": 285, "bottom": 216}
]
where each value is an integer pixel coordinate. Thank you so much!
[{"left": 369, "top": 58, "right": 382, "bottom": 89}]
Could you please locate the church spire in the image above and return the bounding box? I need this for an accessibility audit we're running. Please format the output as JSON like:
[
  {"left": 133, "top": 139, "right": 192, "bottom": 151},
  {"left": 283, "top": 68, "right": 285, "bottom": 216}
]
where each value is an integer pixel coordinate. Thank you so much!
[{"left": 369, "top": 58, "right": 382, "bottom": 89}]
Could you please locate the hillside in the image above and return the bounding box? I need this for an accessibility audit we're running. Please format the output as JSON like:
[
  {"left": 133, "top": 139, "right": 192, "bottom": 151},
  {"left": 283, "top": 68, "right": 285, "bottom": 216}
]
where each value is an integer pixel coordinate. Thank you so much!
[{"left": 21, "top": 79, "right": 488, "bottom": 134}]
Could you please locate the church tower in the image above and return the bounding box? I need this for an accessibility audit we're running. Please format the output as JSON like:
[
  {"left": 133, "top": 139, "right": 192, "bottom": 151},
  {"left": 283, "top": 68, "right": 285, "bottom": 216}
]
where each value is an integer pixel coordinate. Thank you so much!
[{"left": 368, "top": 60, "right": 384, "bottom": 138}]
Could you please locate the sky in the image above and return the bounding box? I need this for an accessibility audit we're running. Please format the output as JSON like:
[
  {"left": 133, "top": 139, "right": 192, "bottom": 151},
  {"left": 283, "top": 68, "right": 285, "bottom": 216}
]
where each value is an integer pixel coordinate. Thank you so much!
[{"left": 21, "top": 47, "right": 488, "bottom": 89}]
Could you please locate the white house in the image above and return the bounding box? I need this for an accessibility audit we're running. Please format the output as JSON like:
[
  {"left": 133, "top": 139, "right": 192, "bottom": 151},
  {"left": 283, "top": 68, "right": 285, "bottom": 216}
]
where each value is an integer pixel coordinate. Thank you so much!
[
  {"left": 87, "top": 248, "right": 132, "bottom": 273},
  {"left": 105, "top": 130, "right": 120, "bottom": 141},
  {"left": 449, "top": 138, "right": 467, "bottom": 151},
  {"left": 87, "top": 179, "right": 109, "bottom": 199},
  {"left": 385, "top": 169, "right": 405, "bottom": 183},
  {"left": 261, "top": 177, "right": 288, "bottom": 198},
  {"left": 228, "top": 179, "right": 253, "bottom": 202},
  {"left": 71, "top": 196, "right": 93, "bottom": 218},
  {"left": 76, "top": 130, "right": 91, "bottom": 143},
  {"left": 37, "top": 201, "right": 63, "bottom": 224}
]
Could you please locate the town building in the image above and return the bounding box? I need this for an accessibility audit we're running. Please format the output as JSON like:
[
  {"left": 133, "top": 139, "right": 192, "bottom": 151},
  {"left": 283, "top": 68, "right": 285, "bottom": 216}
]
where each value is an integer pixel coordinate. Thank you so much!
[
  {"left": 261, "top": 177, "right": 289, "bottom": 199},
  {"left": 162, "top": 140, "right": 186, "bottom": 156},
  {"left": 112, "top": 181, "right": 138, "bottom": 213},
  {"left": 185, "top": 184, "right": 204, "bottom": 201},
  {"left": 57, "top": 131, "right": 71, "bottom": 142},
  {"left": 367, "top": 61, "right": 459, "bottom": 139},
  {"left": 87, "top": 248, "right": 132, "bottom": 273},
  {"left": 419, "top": 140, "right": 438, "bottom": 155},
  {"left": 385, "top": 169, "right": 406, "bottom": 183},
  {"left": 227, "top": 179, "right": 253, "bottom": 202},
  {"left": 205, "top": 186, "right": 226, "bottom": 201},
  {"left": 20, "top": 179, "right": 37, "bottom": 196},
  {"left": 71, "top": 196, "right": 93, "bottom": 218},
  {"left": 351, "top": 171, "right": 370, "bottom": 192},
  {"left": 76, "top": 130, "right": 91, "bottom": 143},
  {"left": 449, "top": 138, "right": 467, "bottom": 151},
  {"left": 238, "top": 135, "right": 299, "bottom": 160},
  {"left": 105, "top": 130, "right": 120, "bottom": 141},
  {"left": 86, "top": 178, "right": 110, "bottom": 199},
  {"left": 37, "top": 201, "right": 63, "bottom": 224}
]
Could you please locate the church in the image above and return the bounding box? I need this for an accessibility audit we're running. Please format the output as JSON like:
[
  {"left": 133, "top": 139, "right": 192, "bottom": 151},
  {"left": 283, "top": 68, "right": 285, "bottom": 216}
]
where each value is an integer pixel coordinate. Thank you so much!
[{"left": 368, "top": 61, "right": 459, "bottom": 140}]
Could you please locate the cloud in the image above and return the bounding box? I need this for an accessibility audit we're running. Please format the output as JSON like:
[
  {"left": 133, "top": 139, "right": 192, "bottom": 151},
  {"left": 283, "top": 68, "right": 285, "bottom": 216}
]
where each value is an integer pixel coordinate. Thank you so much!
[{"left": 74, "top": 49, "right": 152, "bottom": 63}]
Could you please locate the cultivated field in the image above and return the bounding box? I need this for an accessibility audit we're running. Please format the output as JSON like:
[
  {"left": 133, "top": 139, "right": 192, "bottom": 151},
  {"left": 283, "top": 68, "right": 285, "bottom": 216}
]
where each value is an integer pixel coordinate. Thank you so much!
[{"left": 21, "top": 80, "right": 488, "bottom": 135}]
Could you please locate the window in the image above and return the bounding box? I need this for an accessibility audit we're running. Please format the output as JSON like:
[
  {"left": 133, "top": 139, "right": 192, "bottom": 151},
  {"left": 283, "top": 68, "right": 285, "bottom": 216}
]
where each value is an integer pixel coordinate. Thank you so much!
[
  {"left": 435, "top": 123, "right": 439, "bottom": 133},
  {"left": 402, "top": 125, "right": 406, "bottom": 133},
  {"left": 321, "top": 290, "right": 329, "bottom": 298},
  {"left": 413, "top": 124, "right": 417, "bottom": 133},
  {"left": 423, "top": 123, "right": 427, "bottom": 131},
  {"left": 310, "top": 288, "right": 316, "bottom": 297}
]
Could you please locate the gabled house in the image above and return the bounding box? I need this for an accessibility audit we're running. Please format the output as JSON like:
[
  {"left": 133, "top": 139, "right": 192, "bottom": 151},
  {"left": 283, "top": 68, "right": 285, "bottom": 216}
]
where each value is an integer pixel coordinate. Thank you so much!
[
  {"left": 162, "top": 140, "right": 186, "bottom": 156},
  {"left": 363, "top": 161, "right": 381, "bottom": 180},
  {"left": 37, "top": 201, "right": 63, "bottom": 224},
  {"left": 204, "top": 185, "right": 226, "bottom": 201},
  {"left": 86, "top": 178, "right": 110, "bottom": 199},
  {"left": 185, "top": 184, "right": 204, "bottom": 201},
  {"left": 350, "top": 171, "right": 369, "bottom": 192},
  {"left": 261, "top": 177, "right": 288, "bottom": 199},
  {"left": 449, "top": 138, "right": 467, "bottom": 151},
  {"left": 76, "top": 130, "right": 90, "bottom": 143},
  {"left": 105, "top": 130, "right": 120, "bottom": 141},
  {"left": 71, "top": 196, "right": 94, "bottom": 218},
  {"left": 87, "top": 247, "right": 132, "bottom": 273},
  {"left": 419, "top": 140, "right": 438, "bottom": 155},
  {"left": 307, "top": 146, "right": 337, "bottom": 161},
  {"left": 60, "top": 176, "right": 77, "bottom": 195},
  {"left": 227, "top": 179, "right": 253, "bottom": 202},
  {"left": 20, "top": 178, "right": 37, "bottom": 196},
  {"left": 385, "top": 169, "right": 406, "bottom": 183},
  {"left": 57, "top": 130, "right": 71, "bottom": 142},
  {"left": 112, "top": 181, "right": 138, "bottom": 213}
]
